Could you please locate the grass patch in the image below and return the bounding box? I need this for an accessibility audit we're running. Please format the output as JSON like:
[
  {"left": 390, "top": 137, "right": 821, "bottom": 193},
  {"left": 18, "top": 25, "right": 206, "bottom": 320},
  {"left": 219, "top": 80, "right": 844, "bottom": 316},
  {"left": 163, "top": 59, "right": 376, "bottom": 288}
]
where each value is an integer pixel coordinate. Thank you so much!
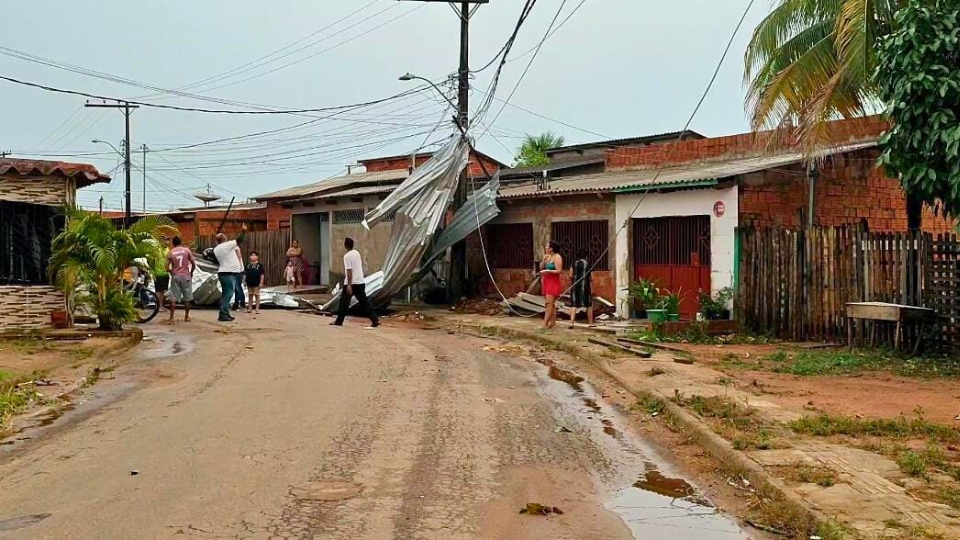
[
  {"left": 937, "top": 487, "right": 960, "bottom": 510},
  {"left": 633, "top": 396, "right": 665, "bottom": 416},
  {"left": 671, "top": 392, "right": 784, "bottom": 451},
  {"left": 898, "top": 451, "right": 928, "bottom": 477},
  {"left": 775, "top": 462, "right": 840, "bottom": 487},
  {"left": 741, "top": 347, "right": 960, "bottom": 379},
  {"left": 787, "top": 413, "right": 960, "bottom": 444},
  {"left": 646, "top": 367, "right": 666, "bottom": 377}
]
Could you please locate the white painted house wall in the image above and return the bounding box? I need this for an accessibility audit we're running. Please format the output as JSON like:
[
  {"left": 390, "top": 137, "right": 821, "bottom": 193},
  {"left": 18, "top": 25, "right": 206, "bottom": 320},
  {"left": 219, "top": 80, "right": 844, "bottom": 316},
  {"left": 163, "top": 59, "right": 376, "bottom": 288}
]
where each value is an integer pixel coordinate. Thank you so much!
[{"left": 614, "top": 186, "right": 739, "bottom": 317}]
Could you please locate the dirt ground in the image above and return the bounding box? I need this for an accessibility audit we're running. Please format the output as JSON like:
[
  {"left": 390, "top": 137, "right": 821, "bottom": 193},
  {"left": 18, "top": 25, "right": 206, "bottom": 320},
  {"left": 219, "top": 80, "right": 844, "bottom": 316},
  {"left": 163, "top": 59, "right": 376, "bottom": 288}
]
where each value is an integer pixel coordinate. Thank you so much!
[
  {"left": 0, "top": 310, "right": 754, "bottom": 539},
  {"left": 678, "top": 343, "right": 960, "bottom": 424}
]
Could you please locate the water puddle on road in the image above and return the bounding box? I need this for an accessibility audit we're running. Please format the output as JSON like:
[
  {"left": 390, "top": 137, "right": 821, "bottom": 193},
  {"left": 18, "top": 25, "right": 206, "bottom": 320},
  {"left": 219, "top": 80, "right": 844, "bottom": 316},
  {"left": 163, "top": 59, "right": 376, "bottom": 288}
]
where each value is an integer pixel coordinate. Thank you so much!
[
  {"left": 532, "top": 358, "right": 750, "bottom": 540},
  {"left": 138, "top": 331, "right": 196, "bottom": 360}
]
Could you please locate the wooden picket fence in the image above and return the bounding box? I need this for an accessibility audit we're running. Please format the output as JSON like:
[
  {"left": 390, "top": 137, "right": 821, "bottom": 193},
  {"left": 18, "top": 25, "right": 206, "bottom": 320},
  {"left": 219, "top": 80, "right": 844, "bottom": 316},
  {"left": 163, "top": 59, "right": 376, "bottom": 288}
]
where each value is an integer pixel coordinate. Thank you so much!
[
  {"left": 739, "top": 225, "right": 960, "bottom": 350},
  {"left": 194, "top": 229, "right": 291, "bottom": 287}
]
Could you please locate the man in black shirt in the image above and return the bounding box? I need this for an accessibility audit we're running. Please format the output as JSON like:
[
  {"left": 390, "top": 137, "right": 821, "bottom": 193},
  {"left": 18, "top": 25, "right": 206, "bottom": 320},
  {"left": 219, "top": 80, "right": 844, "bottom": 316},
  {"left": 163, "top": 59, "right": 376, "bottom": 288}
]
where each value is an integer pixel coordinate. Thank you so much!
[{"left": 244, "top": 251, "right": 266, "bottom": 315}]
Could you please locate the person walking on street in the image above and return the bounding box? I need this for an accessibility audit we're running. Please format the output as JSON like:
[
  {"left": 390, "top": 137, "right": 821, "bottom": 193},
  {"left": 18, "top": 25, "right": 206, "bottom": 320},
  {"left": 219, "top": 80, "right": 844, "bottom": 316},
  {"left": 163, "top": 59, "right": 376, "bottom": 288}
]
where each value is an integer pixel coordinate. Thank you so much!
[
  {"left": 153, "top": 237, "right": 171, "bottom": 316},
  {"left": 568, "top": 248, "right": 594, "bottom": 329},
  {"left": 165, "top": 236, "right": 196, "bottom": 323},
  {"left": 245, "top": 251, "right": 265, "bottom": 315},
  {"left": 214, "top": 224, "right": 246, "bottom": 322},
  {"left": 332, "top": 237, "right": 378, "bottom": 328}
]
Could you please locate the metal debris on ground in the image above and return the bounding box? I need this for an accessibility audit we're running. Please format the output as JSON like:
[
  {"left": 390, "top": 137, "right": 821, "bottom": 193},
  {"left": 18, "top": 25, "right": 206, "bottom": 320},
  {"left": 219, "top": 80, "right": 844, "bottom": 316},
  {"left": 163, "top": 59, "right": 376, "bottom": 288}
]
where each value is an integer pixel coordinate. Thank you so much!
[
  {"left": 453, "top": 298, "right": 503, "bottom": 316},
  {"left": 130, "top": 470, "right": 140, "bottom": 476},
  {"left": 587, "top": 337, "right": 652, "bottom": 359},
  {"left": 519, "top": 503, "right": 564, "bottom": 516}
]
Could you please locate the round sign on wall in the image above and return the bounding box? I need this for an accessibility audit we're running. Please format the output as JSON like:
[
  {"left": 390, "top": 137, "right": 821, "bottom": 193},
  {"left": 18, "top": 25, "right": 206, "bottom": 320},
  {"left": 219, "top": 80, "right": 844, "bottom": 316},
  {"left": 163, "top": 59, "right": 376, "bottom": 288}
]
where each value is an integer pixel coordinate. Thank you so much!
[{"left": 713, "top": 201, "right": 726, "bottom": 218}]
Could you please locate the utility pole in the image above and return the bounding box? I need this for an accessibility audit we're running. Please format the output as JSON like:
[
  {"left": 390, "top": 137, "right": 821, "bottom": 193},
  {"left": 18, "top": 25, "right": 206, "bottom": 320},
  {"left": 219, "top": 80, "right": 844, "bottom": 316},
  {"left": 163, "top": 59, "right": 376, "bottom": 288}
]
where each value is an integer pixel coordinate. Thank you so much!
[
  {"left": 85, "top": 100, "right": 139, "bottom": 227},
  {"left": 0, "top": 150, "right": 10, "bottom": 158},
  {"left": 140, "top": 144, "right": 149, "bottom": 214},
  {"left": 99, "top": 196, "right": 103, "bottom": 216},
  {"left": 401, "top": 0, "right": 485, "bottom": 302}
]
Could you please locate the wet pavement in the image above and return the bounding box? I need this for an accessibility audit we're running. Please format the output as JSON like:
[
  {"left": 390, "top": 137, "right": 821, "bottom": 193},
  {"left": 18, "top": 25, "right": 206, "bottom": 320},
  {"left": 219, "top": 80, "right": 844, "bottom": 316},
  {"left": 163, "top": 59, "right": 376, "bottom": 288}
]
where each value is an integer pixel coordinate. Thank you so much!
[{"left": 534, "top": 357, "right": 749, "bottom": 539}]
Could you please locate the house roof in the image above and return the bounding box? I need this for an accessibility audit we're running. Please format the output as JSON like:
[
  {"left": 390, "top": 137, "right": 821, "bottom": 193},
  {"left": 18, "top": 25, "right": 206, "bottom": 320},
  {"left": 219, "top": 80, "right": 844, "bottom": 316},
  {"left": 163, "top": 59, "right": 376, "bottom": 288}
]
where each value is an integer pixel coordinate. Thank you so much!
[
  {"left": 255, "top": 169, "right": 410, "bottom": 201},
  {"left": 0, "top": 158, "right": 111, "bottom": 188},
  {"left": 499, "top": 155, "right": 605, "bottom": 180},
  {"left": 175, "top": 202, "right": 267, "bottom": 213},
  {"left": 358, "top": 148, "right": 508, "bottom": 168},
  {"left": 302, "top": 184, "right": 397, "bottom": 201},
  {"left": 498, "top": 142, "right": 877, "bottom": 200},
  {"left": 545, "top": 130, "right": 706, "bottom": 156}
]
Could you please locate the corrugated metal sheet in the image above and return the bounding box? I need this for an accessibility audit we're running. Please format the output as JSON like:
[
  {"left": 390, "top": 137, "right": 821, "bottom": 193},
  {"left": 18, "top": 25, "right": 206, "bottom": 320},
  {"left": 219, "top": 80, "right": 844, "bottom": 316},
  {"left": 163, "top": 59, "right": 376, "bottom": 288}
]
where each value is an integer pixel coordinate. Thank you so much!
[
  {"left": 0, "top": 158, "right": 110, "bottom": 188},
  {"left": 427, "top": 173, "right": 500, "bottom": 263},
  {"left": 499, "top": 156, "right": 605, "bottom": 179},
  {"left": 255, "top": 169, "right": 410, "bottom": 201},
  {"left": 499, "top": 142, "right": 877, "bottom": 199},
  {"left": 545, "top": 130, "right": 705, "bottom": 154}
]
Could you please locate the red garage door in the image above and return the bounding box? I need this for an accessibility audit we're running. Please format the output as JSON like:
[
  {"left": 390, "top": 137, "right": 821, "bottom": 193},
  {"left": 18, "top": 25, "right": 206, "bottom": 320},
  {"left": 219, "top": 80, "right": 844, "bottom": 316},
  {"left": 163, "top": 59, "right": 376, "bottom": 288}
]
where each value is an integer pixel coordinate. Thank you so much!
[{"left": 633, "top": 216, "right": 711, "bottom": 318}]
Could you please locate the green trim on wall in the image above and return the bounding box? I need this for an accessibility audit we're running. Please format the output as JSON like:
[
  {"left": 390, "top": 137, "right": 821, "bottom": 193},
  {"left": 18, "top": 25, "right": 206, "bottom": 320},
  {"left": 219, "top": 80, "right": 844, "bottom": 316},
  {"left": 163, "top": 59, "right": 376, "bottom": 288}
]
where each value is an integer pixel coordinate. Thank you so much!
[
  {"left": 733, "top": 227, "right": 741, "bottom": 290},
  {"left": 612, "top": 179, "right": 718, "bottom": 194}
]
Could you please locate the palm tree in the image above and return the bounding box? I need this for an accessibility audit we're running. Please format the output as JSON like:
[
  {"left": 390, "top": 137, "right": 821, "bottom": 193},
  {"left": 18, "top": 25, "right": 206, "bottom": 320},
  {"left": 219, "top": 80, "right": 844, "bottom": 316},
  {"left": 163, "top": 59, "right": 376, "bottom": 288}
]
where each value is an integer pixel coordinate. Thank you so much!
[
  {"left": 48, "top": 210, "right": 177, "bottom": 330},
  {"left": 515, "top": 132, "right": 566, "bottom": 168},
  {"left": 744, "top": 0, "right": 902, "bottom": 151}
]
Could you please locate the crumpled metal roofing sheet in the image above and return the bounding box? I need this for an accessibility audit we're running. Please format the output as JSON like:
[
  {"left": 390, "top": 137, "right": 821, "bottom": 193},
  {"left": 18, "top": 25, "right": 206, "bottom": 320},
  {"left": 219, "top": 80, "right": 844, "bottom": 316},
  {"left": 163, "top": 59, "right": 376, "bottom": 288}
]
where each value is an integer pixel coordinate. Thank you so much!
[
  {"left": 426, "top": 172, "right": 500, "bottom": 264},
  {"left": 498, "top": 142, "right": 877, "bottom": 199}
]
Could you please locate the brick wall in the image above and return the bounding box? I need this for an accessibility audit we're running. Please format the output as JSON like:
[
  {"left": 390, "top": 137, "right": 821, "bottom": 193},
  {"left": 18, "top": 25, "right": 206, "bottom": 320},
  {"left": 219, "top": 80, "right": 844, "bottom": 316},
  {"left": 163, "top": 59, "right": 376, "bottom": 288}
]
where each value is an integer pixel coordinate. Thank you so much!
[
  {"left": 0, "top": 175, "right": 68, "bottom": 206},
  {"left": 472, "top": 195, "right": 618, "bottom": 301},
  {"left": 361, "top": 153, "right": 500, "bottom": 176},
  {"left": 606, "top": 116, "right": 889, "bottom": 171},
  {"left": 266, "top": 202, "right": 293, "bottom": 230},
  {"left": 739, "top": 148, "right": 956, "bottom": 233},
  {"left": 0, "top": 285, "right": 65, "bottom": 331}
]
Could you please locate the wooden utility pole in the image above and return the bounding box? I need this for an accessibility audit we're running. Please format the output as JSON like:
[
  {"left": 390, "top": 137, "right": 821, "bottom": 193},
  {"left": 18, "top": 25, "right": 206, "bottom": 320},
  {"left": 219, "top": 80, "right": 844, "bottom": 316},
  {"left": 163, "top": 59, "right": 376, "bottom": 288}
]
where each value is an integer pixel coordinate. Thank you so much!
[
  {"left": 140, "top": 144, "right": 149, "bottom": 215},
  {"left": 85, "top": 100, "right": 139, "bottom": 227}
]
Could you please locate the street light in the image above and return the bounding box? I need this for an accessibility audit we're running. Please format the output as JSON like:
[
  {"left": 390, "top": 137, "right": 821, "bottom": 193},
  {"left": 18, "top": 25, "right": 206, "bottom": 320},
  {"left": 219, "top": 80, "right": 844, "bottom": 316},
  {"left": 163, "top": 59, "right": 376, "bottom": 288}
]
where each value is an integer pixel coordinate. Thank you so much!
[
  {"left": 398, "top": 73, "right": 459, "bottom": 116},
  {"left": 92, "top": 139, "right": 133, "bottom": 220},
  {"left": 91, "top": 139, "right": 121, "bottom": 156}
]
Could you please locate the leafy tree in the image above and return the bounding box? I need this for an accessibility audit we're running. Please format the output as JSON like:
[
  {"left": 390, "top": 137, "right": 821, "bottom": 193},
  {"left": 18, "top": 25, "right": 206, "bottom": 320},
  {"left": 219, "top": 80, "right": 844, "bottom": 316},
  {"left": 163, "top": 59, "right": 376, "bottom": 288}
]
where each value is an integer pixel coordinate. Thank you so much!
[
  {"left": 515, "top": 132, "right": 565, "bottom": 168},
  {"left": 877, "top": 0, "right": 960, "bottom": 218},
  {"left": 745, "top": 0, "right": 902, "bottom": 150},
  {"left": 48, "top": 210, "right": 177, "bottom": 330}
]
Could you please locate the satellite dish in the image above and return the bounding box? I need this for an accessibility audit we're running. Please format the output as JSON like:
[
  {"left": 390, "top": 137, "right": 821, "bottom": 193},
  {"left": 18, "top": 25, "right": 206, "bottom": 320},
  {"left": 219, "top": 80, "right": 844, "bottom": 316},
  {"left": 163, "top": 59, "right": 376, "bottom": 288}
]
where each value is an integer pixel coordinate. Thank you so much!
[{"left": 194, "top": 184, "right": 221, "bottom": 207}]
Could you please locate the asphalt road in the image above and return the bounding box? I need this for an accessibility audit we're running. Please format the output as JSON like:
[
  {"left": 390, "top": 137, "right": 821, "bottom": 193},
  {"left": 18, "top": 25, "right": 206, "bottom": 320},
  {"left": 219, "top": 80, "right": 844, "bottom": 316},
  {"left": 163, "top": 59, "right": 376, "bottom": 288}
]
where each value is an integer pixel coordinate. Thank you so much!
[{"left": 0, "top": 310, "right": 748, "bottom": 539}]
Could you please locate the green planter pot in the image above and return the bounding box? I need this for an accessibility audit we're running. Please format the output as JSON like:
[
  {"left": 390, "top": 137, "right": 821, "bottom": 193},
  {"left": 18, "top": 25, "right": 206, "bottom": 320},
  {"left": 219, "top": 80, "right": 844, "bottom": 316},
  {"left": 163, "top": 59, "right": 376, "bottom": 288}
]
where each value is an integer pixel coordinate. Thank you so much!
[
  {"left": 647, "top": 309, "right": 667, "bottom": 323},
  {"left": 667, "top": 313, "right": 681, "bottom": 322}
]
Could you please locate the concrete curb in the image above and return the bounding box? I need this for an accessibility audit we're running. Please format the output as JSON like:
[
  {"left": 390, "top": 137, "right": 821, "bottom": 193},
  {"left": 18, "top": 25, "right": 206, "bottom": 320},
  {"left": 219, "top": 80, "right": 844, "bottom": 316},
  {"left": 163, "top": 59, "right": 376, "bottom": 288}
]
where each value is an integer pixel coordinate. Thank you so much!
[{"left": 467, "top": 321, "right": 832, "bottom": 534}]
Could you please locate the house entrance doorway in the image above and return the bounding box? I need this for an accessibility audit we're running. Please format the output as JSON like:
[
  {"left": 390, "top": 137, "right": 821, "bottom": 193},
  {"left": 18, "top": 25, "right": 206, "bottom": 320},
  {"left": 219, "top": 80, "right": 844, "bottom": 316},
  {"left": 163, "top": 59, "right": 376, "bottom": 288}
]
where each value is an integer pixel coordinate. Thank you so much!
[{"left": 632, "top": 215, "right": 711, "bottom": 318}]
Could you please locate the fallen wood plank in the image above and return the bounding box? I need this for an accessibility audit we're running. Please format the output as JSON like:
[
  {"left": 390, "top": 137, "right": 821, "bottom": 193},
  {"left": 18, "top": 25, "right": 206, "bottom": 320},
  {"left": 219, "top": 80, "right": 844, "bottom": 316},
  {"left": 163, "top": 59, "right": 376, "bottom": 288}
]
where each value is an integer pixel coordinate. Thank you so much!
[
  {"left": 524, "top": 275, "right": 542, "bottom": 295},
  {"left": 507, "top": 298, "right": 545, "bottom": 314},
  {"left": 594, "top": 296, "right": 615, "bottom": 308},
  {"left": 616, "top": 337, "right": 687, "bottom": 353},
  {"left": 673, "top": 357, "right": 695, "bottom": 365},
  {"left": 587, "top": 337, "right": 652, "bottom": 359},
  {"left": 517, "top": 293, "right": 547, "bottom": 307}
]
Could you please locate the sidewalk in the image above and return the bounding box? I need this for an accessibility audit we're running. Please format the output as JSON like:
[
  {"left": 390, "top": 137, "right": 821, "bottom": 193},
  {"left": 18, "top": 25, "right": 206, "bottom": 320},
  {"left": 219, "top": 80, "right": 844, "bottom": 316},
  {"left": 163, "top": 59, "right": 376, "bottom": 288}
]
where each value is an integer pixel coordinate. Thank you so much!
[{"left": 437, "top": 312, "right": 960, "bottom": 539}]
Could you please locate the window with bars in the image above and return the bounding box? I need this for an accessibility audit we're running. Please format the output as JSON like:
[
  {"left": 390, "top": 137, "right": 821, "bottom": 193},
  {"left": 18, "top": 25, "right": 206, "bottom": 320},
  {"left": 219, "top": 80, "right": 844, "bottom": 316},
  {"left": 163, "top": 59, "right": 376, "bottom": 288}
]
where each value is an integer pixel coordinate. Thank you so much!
[
  {"left": 0, "top": 202, "right": 61, "bottom": 285},
  {"left": 633, "top": 215, "right": 711, "bottom": 266},
  {"left": 333, "top": 209, "right": 365, "bottom": 224},
  {"left": 551, "top": 220, "right": 610, "bottom": 270},
  {"left": 487, "top": 223, "right": 534, "bottom": 269}
]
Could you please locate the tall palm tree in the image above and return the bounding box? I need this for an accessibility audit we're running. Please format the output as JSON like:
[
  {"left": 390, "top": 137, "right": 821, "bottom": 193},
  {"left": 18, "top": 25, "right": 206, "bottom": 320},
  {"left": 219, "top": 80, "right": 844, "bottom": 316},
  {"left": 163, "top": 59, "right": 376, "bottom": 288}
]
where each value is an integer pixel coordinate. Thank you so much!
[
  {"left": 515, "top": 132, "right": 566, "bottom": 168},
  {"left": 49, "top": 210, "right": 176, "bottom": 330},
  {"left": 744, "top": 0, "right": 902, "bottom": 151}
]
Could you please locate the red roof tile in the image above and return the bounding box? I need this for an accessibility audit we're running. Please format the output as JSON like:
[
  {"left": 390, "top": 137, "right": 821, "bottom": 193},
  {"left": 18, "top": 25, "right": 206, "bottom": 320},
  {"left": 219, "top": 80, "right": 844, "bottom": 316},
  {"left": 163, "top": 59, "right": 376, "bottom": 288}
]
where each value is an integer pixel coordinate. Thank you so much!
[{"left": 0, "top": 158, "right": 111, "bottom": 188}]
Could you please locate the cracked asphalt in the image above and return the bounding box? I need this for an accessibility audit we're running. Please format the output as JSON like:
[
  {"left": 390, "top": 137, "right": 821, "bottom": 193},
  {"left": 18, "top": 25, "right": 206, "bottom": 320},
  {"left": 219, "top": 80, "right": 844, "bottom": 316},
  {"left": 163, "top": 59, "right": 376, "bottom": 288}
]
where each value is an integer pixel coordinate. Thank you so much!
[{"left": 0, "top": 310, "right": 748, "bottom": 539}]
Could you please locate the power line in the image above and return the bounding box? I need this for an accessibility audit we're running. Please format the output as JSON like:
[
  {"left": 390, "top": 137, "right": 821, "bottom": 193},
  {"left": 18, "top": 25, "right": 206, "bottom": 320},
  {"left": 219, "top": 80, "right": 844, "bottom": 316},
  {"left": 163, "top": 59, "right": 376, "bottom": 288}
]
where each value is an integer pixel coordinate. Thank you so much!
[{"left": 0, "top": 74, "right": 428, "bottom": 115}]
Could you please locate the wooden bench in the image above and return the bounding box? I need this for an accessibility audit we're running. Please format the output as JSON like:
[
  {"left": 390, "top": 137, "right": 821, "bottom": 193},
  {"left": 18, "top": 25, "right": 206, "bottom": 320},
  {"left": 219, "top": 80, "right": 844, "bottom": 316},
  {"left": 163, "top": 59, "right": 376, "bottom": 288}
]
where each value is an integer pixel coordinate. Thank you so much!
[{"left": 845, "top": 302, "right": 934, "bottom": 353}]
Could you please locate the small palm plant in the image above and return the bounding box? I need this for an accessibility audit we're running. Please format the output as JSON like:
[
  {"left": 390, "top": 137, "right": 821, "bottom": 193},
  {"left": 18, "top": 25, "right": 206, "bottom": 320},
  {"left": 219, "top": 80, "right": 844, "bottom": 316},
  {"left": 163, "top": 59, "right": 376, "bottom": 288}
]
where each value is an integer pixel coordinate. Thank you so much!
[{"left": 48, "top": 210, "right": 177, "bottom": 330}]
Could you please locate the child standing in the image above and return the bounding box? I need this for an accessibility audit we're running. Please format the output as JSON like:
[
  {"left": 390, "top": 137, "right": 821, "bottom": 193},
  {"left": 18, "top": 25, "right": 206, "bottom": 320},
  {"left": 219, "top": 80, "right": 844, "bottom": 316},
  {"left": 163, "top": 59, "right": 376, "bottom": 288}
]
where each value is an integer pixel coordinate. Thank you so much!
[
  {"left": 245, "top": 251, "right": 265, "bottom": 315},
  {"left": 285, "top": 260, "right": 296, "bottom": 291}
]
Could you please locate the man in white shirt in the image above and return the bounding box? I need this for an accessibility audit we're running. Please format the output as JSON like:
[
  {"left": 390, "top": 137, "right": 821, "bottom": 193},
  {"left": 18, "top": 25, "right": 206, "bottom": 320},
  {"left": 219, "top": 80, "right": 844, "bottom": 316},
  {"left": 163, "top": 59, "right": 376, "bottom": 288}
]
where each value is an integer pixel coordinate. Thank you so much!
[
  {"left": 332, "top": 237, "right": 379, "bottom": 328},
  {"left": 212, "top": 224, "right": 246, "bottom": 322}
]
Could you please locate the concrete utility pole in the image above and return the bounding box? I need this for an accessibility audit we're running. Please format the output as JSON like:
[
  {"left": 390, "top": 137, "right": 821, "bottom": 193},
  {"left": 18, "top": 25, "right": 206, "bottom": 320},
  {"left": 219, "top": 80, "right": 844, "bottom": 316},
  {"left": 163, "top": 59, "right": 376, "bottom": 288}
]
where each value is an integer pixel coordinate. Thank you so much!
[
  {"left": 401, "top": 0, "right": 485, "bottom": 302},
  {"left": 85, "top": 100, "right": 139, "bottom": 227},
  {"left": 140, "top": 144, "right": 149, "bottom": 215}
]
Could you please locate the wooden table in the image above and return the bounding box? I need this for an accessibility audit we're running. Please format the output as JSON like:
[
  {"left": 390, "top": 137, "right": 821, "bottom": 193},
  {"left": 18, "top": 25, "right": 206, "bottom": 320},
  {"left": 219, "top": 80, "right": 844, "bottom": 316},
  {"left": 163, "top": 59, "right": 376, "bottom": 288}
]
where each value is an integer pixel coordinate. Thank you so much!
[{"left": 845, "top": 302, "right": 934, "bottom": 353}]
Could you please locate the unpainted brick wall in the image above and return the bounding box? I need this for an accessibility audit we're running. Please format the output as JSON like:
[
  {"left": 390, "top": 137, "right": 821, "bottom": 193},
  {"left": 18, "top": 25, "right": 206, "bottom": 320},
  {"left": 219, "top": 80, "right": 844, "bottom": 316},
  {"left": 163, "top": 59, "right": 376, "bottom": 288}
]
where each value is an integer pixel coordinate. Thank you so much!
[
  {"left": 265, "top": 202, "right": 293, "bottom": 230},
  {"left": 0, "top": 175, "right": 68, "bottom": 206},
  {"left": 739, "top": 149, "right": 957, "bottom": 233},
  {"left": 0, "top": 285, "right": 65, "bottom": 331},
  {"left": 473, "top": 195, "right": 618, "bottom": 301}
]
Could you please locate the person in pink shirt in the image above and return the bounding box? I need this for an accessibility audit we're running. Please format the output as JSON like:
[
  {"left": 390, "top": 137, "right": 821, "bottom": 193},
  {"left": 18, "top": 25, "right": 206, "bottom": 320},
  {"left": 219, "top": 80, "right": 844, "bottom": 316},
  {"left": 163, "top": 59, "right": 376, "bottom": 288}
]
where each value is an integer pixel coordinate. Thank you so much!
[{"left": 165, "top": 236, "right": 196, "bottom": 323}]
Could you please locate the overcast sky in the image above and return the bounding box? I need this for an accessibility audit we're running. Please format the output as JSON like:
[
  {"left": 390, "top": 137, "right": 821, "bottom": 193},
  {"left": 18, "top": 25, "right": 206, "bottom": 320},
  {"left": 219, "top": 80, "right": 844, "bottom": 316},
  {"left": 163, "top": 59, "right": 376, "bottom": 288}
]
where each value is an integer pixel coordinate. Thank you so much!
[{"left": 0, "top": 0, "right": 766, "bottom": 212}]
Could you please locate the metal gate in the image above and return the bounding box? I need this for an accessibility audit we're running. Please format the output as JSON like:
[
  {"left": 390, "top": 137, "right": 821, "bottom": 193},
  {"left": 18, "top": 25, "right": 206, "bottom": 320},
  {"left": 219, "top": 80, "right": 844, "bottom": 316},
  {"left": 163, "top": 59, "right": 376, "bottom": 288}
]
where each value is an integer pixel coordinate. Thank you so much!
[{"left": 633, "top": 215, "right": 711, "bottom": 317}]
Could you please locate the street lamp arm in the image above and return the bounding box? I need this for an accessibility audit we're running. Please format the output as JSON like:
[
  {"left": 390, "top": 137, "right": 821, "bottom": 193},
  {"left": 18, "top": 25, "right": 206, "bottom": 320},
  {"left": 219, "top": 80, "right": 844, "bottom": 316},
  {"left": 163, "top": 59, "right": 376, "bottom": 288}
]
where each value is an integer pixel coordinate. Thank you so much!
[{"left": 398, "top": 74, "right": 458, "bottom": 114}]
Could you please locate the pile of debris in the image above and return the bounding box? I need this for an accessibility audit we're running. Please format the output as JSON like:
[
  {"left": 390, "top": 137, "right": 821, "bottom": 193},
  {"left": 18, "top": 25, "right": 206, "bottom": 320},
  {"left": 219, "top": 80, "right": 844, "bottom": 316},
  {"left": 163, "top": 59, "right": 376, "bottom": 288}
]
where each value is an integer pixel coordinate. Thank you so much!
[
  {"left": 502, "top": 292, "right": 617, "bottom": 320},
  {"left": 452, "top": 297, "right": 504, "bottom": 316}
]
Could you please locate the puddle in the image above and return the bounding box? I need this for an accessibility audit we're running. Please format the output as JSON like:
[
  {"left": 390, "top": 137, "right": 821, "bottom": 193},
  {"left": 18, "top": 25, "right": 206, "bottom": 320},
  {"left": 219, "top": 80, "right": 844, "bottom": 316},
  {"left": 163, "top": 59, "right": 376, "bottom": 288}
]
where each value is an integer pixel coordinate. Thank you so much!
[
  {"left": 532, "top": 357, "right": 750, "bottom": 539},
  {"left": 139, "top": 332, "right": 195, "bottom": 360},
  {"left": 0, "top": 513, "right": 51, "bottom": 531}
]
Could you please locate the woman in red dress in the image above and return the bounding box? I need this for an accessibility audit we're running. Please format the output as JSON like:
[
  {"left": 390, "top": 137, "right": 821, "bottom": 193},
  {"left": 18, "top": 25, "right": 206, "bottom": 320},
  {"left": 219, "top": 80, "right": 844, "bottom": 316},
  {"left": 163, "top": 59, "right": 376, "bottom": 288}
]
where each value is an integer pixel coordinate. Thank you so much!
[{"left": 540, "top": 241, "right": 564, "bottom": 329}]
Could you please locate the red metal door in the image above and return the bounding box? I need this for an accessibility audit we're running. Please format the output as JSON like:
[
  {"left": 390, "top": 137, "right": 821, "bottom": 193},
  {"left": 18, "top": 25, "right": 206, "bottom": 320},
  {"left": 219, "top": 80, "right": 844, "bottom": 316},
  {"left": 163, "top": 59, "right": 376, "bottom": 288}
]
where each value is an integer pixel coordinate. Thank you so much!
[{"left": 633, "top": 216, "right": 711, "bottom": 318}]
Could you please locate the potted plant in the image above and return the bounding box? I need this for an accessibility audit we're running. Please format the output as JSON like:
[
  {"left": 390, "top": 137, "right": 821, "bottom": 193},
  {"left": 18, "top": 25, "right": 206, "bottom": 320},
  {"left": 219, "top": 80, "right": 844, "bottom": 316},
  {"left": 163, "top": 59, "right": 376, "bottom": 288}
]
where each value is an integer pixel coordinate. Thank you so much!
[
  {"left": 660, "top": 291, "right": 681, "bottom": 322},
  {"left": 626, "top": 278, "right": 660, "bottom": 319},
  {"left": 698, "top": 287, "right": 734, "bottom": 320}
]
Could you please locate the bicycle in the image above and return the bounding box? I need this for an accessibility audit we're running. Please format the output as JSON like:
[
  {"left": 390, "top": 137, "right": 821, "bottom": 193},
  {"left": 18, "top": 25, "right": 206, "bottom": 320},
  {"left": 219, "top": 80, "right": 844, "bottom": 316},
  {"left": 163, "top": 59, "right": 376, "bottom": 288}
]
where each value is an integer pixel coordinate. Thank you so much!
[{"left": 124, "top": 273, "right": 160, "bottom": 324}]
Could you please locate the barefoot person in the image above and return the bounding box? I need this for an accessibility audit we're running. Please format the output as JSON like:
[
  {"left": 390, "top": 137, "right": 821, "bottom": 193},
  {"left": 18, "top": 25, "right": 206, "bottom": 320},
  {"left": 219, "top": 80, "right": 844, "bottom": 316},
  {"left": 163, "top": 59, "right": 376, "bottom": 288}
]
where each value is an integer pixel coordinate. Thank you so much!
[
  {"left": 331, "top": 237, "right": 379, "bottom": 328},
  {"left": 245, "top": 251, "right": 265, "bottom": 315},
  {"left": 540, "top": 241, "right": 563, "bottom": 329},
  {"left": 165, "top": 236, "right": 196, "bottom": 323},
  {"left": 568, "top": 249, "right": 594, "bottom": 328},
  {"left": 286, "top": 240, "right": 305, "bottom": 289}
]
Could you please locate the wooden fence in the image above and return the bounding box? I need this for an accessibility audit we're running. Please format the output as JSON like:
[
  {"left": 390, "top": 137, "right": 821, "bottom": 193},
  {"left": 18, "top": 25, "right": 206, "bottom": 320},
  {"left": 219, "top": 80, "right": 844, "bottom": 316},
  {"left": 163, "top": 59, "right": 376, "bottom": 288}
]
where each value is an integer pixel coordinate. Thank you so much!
[
  {"left": 739, "top": 226, "right": 960, "bottom": 350},
  {"left": 194, "top": 229, "right": 291, "bottom": 288}
]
